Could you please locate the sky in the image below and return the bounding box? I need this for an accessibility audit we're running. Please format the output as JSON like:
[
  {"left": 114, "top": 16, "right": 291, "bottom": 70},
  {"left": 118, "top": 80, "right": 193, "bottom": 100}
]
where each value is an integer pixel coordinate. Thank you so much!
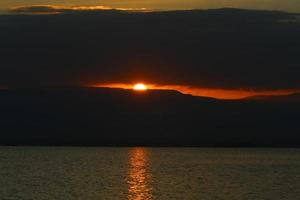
[
  {"left": 1, "top": 0, "right": 300, "bottom": 12},
  {"left": 0, "top": 2, "right": 300, "bottom": 99}
]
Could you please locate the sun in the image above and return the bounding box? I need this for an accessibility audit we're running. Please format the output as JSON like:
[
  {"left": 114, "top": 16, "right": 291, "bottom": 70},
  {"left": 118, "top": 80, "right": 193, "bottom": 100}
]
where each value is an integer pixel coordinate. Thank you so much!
[{"left": 133, "top": 83, "right": 148, "bottom": 91}]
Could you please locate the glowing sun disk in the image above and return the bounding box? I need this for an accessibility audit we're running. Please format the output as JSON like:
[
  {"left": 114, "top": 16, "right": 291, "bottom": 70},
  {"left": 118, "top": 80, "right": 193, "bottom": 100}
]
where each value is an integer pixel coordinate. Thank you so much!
[{"left": 133, "top": 83, "right": 147, "bottom": 91}]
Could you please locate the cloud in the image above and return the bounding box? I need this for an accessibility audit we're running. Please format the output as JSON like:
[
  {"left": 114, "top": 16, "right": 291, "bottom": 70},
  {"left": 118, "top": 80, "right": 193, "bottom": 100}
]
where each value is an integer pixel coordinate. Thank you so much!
[
  {"left": 10, "top": 5, "right": 148, "bottom": 14},
  {"left": 0, "top": 8, "right": 299, "bottom": 91}
]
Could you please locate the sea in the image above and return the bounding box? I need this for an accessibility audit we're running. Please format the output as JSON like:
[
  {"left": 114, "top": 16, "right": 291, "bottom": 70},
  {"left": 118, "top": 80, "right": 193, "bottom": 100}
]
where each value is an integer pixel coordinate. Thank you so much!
[{"left": 0, "top": 147, "right": 299, "bottom": 200}]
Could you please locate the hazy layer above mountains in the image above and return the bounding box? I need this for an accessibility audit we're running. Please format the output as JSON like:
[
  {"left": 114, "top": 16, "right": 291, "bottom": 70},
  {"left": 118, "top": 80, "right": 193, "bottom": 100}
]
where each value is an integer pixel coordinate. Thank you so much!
[{"left": 1, "top": 0, "right": 300, "bottom": 12}]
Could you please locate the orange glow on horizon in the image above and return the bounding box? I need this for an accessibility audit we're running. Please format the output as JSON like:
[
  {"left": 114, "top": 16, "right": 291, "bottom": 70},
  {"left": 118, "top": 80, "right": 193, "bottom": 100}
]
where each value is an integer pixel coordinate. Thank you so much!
[
  {"left": 10, "top": 5, "right": 149, "bottom": 13},
  {"left": 91, "top": 83, "right": 300, "bottom": 99}
]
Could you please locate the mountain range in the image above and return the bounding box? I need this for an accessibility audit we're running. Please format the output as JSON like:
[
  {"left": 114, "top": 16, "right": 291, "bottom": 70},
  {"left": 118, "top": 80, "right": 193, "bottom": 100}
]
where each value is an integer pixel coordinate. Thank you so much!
[{"left": 1, "top": 87, "right": 299, "bottom": 147}]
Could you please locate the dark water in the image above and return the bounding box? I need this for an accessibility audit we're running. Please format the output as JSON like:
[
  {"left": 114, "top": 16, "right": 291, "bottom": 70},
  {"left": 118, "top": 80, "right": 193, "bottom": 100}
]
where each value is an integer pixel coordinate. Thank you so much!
[{"left": 0, "top": 147, "right": 300, "bottom": 200}]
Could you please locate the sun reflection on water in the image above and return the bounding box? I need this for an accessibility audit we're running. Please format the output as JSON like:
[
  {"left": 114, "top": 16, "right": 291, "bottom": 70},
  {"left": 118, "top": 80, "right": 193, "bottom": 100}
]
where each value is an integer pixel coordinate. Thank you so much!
[{"left": 127, "top": 148, "right": 152, "bottom": 200}]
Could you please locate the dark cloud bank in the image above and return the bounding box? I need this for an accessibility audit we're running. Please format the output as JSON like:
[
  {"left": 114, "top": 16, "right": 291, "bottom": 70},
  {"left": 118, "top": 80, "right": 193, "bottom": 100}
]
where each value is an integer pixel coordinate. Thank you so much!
[{"left": 1, "top": 8, "right": 300, "bottom": 90}]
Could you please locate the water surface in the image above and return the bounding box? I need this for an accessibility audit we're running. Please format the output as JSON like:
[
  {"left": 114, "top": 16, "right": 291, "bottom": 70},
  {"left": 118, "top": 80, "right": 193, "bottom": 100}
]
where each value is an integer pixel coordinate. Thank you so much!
[{"left": 0, "top": 147, "right": 299, "bottom": 200}]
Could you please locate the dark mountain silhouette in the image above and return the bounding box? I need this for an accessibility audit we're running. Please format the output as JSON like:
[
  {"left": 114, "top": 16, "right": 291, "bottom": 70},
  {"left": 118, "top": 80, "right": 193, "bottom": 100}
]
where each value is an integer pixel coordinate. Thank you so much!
[
  {"left": 246, "top": 93, "right": 300, "bottom": 103},
  {"left": 1, "top": 87, "right": 299, "bottom": 147}
]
